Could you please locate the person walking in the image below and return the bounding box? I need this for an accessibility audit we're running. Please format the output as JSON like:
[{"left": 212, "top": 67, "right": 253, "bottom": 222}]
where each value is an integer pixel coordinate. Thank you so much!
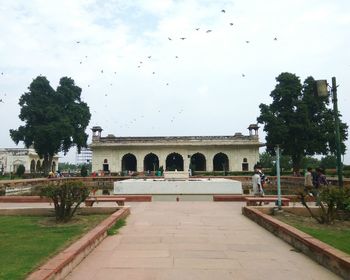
[
  {"left": 252, "top": 169, "right": 263, "bottom": 196},
  {"left": 304, "top": 167, "right": 314, "bottom": 194},
  {"left": 314, "top": 168, "right": 328, "bottom": 205}
]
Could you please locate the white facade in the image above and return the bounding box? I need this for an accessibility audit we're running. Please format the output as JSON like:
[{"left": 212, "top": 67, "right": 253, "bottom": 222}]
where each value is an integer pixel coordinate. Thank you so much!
[
  {"left": 90, "top": 125, "right": 263, "bottom": 173},
  {"left": 76, "top": 147, "right": 92, "bottom": 164},
  {"left": 0, "top": 148, "right": 59, "bottom": 174}
]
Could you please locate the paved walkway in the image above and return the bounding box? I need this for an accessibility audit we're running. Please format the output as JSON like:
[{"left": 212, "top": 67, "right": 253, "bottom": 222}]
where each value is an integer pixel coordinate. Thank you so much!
[{"left": 65, "top": 202, "right": 339, "bottom": 280}]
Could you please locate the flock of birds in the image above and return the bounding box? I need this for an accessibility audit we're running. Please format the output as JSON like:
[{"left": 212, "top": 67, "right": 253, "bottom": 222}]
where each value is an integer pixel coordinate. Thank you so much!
[
  {"left": 0, "top": 72, "right": 4, "bottom": 103},
  {"left": 1, "top": 8, "right": 279, "bottom": 133},
  {"left": 79, "top": 8, "right": 278, "bottom": 131}
]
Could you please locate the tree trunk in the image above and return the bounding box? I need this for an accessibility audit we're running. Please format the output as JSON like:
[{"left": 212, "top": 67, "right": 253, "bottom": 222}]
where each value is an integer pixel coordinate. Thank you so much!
[
  {"left": 43, "top": 154, "right": 54, "bottom": 176},
  {"left": 292, "top": 155, "right": 302, "bottom": 176}
]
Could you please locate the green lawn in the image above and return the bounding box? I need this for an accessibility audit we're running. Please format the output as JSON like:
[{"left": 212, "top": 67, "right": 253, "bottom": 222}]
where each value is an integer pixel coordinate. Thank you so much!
[
  {"left": 0, "top": 214, "right": 107, "bottom": 280},
  {"left": 294, "top": 224, "right": 350, "bottom": 255},
  {"left": 275, "top": 213, "right": 350, "bottom": 255}
]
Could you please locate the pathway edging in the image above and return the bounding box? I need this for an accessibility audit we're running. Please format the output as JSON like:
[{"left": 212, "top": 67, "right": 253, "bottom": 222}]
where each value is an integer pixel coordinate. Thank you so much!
[
  {"left": 242, "top": 206, "right": 350, "bottom": 279},
  {"left": 26, "top": 207, "right": 130, "bottom": 280}
]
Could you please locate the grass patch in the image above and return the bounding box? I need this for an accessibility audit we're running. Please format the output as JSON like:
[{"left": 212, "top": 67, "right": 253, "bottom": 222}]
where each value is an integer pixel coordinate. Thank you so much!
[
  {"left": 274, "top": 212, "right": 350, "bottom": 255},
  {"left": 107, "top": 219, "right": 126, "bottom": 235},
  {"left": 0, "top": 214, "right": 108, "bottom": 280}
]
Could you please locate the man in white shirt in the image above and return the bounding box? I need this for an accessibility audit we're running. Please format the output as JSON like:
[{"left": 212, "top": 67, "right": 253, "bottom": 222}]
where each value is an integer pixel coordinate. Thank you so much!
[{"left": 252, "top": 170, "right": 262, "bottom": 196}]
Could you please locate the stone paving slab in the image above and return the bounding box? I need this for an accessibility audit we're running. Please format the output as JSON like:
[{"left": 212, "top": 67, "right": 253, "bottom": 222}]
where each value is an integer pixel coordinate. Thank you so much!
[{"left": 61, "top": 202, "right": 340, "bottom": 279}]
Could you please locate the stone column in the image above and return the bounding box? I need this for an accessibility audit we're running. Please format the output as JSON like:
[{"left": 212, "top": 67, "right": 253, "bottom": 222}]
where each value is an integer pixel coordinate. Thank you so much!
[
  {"left": 158, "top": 151, "right": 166, "bottom": 171},
  {"left": 136, "top": 153, "right": 144, "bottom": 173},
  {"left": 184, "top": 154, "right": 190, "bottom": 172},
  {"left": 207, "top": 153, "right": 213, "bottom": 172}
]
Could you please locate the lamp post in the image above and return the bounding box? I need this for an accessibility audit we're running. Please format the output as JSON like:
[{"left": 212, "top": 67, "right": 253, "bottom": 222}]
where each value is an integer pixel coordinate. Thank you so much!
[
  {"left": 315, "top": 77, "right": 343, "bottom": 187},
  {"left": 275, "top": 145, "right": 282, "bottom": 210}
]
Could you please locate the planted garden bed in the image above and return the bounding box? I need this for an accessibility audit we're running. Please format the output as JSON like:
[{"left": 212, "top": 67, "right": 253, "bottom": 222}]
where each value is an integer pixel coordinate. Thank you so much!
[{"left": 0, "top": 214, "right": 108, "bottom": 280}]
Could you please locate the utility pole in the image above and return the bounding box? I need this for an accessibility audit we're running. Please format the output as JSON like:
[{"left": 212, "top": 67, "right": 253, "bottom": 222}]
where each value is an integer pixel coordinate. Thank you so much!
[{"left": 331, "top": 77, "right": 343, "bottom": 187}]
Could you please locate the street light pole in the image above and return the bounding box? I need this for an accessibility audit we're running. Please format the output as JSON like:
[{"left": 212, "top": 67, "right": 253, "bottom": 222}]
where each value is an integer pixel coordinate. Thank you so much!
[
  {"left": 315, "top": 77, "right": 344, "bottom": 187},
  {"left": 276, "top": 145, "right": 282, "bottom": 210},
  {"left": 331, "top": 77, "right": 343, "bottom": 187}
]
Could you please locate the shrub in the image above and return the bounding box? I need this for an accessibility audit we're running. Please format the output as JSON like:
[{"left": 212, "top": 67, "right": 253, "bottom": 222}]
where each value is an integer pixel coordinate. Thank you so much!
[
  {"left": 80, "top": 165, "right": 88, "bottom": 177},
  {"left": 40, "top": 181, "right": 90, "bottom": 222},
  {"left": 297, "top": 185, "right": 350, "bottom": 224},
  {"left": 16, "top": 164, "right": 25, "bottom": 177}
]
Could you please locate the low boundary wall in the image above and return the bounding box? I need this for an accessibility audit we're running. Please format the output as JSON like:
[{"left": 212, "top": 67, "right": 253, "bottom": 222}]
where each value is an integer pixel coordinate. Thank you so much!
[
  {"left": 26, "top": 207, "right": 130, "bottom": 280},
  {"left": 242, "top": 206, "right": 350, "bottom": 279},
  {"left": 0, "top": 195, "right": 152, "bottom": 203}
]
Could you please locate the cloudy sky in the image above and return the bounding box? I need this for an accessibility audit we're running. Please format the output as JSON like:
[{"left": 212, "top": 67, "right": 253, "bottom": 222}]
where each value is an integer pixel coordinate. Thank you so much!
[{"left": 0, "top": 0, "right": 349, "bottom": 164}]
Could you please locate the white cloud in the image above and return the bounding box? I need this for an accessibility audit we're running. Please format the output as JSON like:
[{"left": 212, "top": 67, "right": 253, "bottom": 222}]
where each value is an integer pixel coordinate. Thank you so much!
[{"left": 0, "top": 0, "right": 349, "bottom": 164}]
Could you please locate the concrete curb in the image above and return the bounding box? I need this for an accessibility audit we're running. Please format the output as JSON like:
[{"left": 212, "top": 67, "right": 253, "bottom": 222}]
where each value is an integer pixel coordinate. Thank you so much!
[
  {"left": 242, "top": 206, "right": 350, "bottom": 279},
  {"left": 26, "top": 207, "right": 130, "bottom": 280}
]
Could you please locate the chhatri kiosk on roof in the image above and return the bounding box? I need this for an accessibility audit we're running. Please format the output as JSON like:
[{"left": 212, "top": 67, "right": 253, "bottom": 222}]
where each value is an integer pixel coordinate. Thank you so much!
[{"left": 90, "top": 124, "right": 263, "bottom": 174}]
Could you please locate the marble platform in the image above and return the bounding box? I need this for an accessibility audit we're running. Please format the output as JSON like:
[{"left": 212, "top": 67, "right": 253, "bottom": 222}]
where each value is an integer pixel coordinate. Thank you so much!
[{"left": 114, "top": 178, "right": 242, "bottom": 195}]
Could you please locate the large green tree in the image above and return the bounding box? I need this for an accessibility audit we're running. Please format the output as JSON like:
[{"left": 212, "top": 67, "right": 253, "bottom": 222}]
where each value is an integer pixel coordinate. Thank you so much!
[
  {"left": 10, "top": 76, "right": 91, "bottom": 174},
  {"left": 257, "top": 72, "right": 348, "bottom": 173}
]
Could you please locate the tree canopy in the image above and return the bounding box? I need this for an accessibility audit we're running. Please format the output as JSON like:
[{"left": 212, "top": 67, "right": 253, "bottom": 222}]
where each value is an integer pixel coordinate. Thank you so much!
[
  {"left": 257, "top": 72, "right": 348, "bottom": 172},
  {"left": 10, "top": 76, "right": 91, "bottom": 174}
]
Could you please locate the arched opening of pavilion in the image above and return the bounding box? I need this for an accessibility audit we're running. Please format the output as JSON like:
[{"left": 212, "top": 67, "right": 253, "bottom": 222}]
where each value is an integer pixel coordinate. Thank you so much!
[
  {"left": 213, "top": 153, "right": 229, "bottom": 171},
  {"left": 166, "top": 153, "right": 184, "bottom": 171},
  {"left": 36, "top": 160, "right": 41, "bottom": 172},
  {"left": 144, "top": 153, "right": 159, "bottom": 172},
  {"left": 190, "top": 153, "right": 206, "bottom": 171},
  {"left": 122, "top": 153, "right": 137, "bottom": 171},
  {"left": 30, "top": 160, "right": 36, "bottom": 173}
]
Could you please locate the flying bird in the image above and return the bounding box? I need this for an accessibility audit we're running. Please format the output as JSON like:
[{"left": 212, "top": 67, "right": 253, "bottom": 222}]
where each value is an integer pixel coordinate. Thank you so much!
[
  {"left": 195, "top": 28, "right": 200, "bottom": 31},
  {"left": 274, "top": 37, "right": 278, "bottom": 41},
  {"left": 206, "top": 30, "right": 212, "bottom": 33},
  {"left": 101, "top": 70, "right": 104, "bottom": 73},
  {"left": 1, "top": 72, "right": 3, "bottom": 75},
  {"left": 148, "top": 56, "right": 151, "bottom": 58},
  {"left": 229, "top": 23, "right": 234, "bottom": 26},
  {"left": 175, "top": 56, "right": 179, "bottom": 58},
  {"left": 245, "top": 40, "right": 250, "bottom": 43},
  {"left": 76, "top": 41, "right": 80, "bottom": 44},
  {"left": 242, "top": 73, "right": 246, "bottom": 77},
  {"left": 0, "top": 99, "right": 3, "bottom": 103},
  {"left": 152, "top": 72, "right": 155, "bottom": 74},
  {"left": 168, "top": 37, "right": 172, "bottom": 40},
  {"left": 180, "top": 37, "right": 186, "bottom": 40},
  {"left": 221, "top": 9, "right": 226, "bottom": 13}
]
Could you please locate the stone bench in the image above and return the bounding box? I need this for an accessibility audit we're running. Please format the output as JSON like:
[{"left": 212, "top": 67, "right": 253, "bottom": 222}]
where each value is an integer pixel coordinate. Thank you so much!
[
  {"left": 85, "top": 197, "right": 126, "bottom": 207},
  {"left": 245, "top": 197, "right": 290, "bottom": 206}
]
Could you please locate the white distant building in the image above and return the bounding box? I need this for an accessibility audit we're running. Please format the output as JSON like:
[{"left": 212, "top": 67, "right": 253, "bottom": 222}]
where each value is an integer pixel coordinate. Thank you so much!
[
  {"left": 0, "top": 148, "right": 59, "bottom": 174},
  {"left": 90, "top": 124, "right": 263, "bottom": 173},
  {"left": 76, "top": 147, "right": 92, "bottom": 165}
]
